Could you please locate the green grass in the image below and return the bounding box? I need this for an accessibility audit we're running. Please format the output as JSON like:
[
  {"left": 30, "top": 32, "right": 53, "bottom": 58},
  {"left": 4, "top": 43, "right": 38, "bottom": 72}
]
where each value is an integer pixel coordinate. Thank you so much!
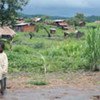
[
  {"left": 7, "top": 38, "right": 86, "bottom": 73},
  {"left": 28, "top": 80, "right": 48, "bottom": 86}
]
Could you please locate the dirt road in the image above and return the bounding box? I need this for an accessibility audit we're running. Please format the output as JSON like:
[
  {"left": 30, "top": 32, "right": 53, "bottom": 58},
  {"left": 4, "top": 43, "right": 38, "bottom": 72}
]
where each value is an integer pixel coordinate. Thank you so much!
[
  {"left": 0, "top": 72, "right": 100, "bottom": 100},
  {"left": 0, "top": 86, "right": 100, "bottom": 100}
]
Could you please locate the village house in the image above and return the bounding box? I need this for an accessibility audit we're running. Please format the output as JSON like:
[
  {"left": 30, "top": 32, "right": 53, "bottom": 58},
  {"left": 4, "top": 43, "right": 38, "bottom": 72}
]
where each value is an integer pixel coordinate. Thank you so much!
[
  {"left": 32, "top": 17, "right": 42, "bottom": 22},
  {"left": 95, "top": 20, "right": 100, "bottom": 24},
  {"left": 0, "top": 26, "right": 16, "bottom": 40},
  {"left": 53, "top": 20, "right": 69, "bottom": 30},
  {"left": 16, "top": 18, "right": 25, "bottom": 24},
  {"left": 79, "top": 21, "right": 86, "bottom": 27},
  {"left": 50, "top": 28, "right": 56, "bottom": 34},
  {"left": 15, "top": 22, "right": 36, "bottom": 32}
]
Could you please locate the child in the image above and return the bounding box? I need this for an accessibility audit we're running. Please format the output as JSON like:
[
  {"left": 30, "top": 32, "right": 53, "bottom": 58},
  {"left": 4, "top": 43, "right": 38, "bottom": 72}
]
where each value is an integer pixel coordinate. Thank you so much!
[{"left": 0, "top": 42, "right": 8, "bottom": 95}]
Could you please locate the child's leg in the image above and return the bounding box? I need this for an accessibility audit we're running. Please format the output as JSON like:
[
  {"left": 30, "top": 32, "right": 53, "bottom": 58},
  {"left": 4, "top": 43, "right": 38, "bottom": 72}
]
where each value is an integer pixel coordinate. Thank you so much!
[
  {"left": 0, "top": 79, "right": 4, "bottom": 95},
  {"left": 4, "top": 77, "right": 7, "bottom": 90}
]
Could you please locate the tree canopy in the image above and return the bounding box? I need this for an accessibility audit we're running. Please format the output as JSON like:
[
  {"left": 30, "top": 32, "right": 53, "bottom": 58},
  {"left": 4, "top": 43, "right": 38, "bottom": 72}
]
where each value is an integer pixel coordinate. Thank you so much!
[
  {"left": 67, "top": 13, "right": 86, "bottom": 26},
  {"left": 75, "top": 13, "right": 85, "bottom": 21},
  {"left": 0, "top": 0, "right": 28, "bottom": 26}
]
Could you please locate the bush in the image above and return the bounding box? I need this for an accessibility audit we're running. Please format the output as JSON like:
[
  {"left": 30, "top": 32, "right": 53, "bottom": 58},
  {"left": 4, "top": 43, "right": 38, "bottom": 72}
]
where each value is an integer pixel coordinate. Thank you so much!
[
  {"left": 13, "top": 45, "right": 33, "bottom": 54},
  {"left": 28, "top": 81, "right": 48, "bottom": 86},
  {"left": 33, "top": 42, "right": 45, "bottom": 49},
  {"left": 7, "top": 51, "right": 44, "bottom": 73},
  {"left": 85, "top": 28, "right": 100, "bottom": 70}
]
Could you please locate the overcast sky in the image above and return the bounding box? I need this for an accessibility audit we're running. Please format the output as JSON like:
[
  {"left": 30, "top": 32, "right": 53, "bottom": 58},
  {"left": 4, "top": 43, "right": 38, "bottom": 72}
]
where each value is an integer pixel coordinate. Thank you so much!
[{"left": 22, "top": 0, "right": 100, "bottom": 17}]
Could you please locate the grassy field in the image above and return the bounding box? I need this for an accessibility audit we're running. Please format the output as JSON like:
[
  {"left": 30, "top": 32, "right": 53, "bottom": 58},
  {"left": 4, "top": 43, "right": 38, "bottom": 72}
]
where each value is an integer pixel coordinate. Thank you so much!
[{"left": 5, "top": 23, "right": 100, "bottom": 73}]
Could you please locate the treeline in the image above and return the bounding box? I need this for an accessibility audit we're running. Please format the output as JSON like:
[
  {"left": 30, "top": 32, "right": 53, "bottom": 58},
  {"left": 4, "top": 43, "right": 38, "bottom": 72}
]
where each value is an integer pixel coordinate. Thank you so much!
[
  {"left": 18, "top": 13, "right": 67, "bottom": 19},
  {"left": 18, "top": 13, "right": 100, "bottom": 22},
  {"left": 86, "top": 16, "right": 100, "bottom": 22}
]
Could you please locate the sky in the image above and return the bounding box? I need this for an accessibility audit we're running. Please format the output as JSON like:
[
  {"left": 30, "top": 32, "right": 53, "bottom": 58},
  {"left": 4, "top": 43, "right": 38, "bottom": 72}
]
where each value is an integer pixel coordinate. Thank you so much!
[{"left": 22, "top": 0, "right": 100, "bottom": 17}]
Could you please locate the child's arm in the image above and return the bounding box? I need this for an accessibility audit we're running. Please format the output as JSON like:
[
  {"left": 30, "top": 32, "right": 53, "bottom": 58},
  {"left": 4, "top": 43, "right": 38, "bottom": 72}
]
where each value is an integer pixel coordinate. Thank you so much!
[
  {"left": 0, "top": 67, "right": 3, "bottom": 79},
  {"left": 2, "top": 53, "right": 8, "bottom": 74}
]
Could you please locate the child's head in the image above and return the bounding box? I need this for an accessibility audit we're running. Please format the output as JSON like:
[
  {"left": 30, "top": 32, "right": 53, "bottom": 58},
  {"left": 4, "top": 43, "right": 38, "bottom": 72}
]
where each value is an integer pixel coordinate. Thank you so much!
[{"left": 0, "top": 42, "right": 5, "bottom": 53}]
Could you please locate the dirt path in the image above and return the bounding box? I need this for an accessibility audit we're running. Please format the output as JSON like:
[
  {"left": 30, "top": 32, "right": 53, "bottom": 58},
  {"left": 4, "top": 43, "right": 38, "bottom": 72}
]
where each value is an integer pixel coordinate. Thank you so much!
[
  {"left": 0, "top": 86, "right": 100, "bottom": 100},
  {"left": 0, "top": 71, "right": 100, "bottom": 100}
]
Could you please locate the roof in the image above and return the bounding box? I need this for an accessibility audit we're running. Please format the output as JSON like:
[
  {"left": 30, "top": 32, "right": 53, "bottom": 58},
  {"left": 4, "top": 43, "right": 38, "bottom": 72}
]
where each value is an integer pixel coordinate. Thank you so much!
[
  {"left": 50, "top": 28, "right": 56, "bottom": 31},
  {"left": 54, "top": 20, "right": 64, "bottom": 22},
  {"left": 15, "top": 23, "right": 30, "bottom": 26},
  {"left": 0, "top": 26, "right": 16, "bottom": 36},
  {"left": 95, "top": 21, "right": 100, "bottom": 23},
  {"left": 58, "top": 22, "right": 68, "bottom": 26},
  {"left": 32, "top": 17, "right": 42, "bottom": 22},
  {"left": 79, "top": 21, "right": 85, "bottom": 24}
]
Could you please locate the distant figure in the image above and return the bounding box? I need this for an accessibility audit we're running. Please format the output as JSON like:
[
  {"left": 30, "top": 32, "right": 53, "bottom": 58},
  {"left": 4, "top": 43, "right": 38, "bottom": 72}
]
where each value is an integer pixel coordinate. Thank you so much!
[
  {"left": 64, "top": 31, "right": 69, "bottom": 38},
  {"left": 0, "top": 42, "right": 8, "bottom": 95},
  {"left": 29, "top": 32, "right": 35, "bottom": 39},
  {"left": 75, "top": 30, "right": 84, "bottom": 38}
]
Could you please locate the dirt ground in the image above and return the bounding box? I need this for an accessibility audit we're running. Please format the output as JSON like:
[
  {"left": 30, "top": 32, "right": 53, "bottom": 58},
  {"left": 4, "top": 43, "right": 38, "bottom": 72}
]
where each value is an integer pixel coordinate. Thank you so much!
[
  {"left": 7, "top": 71, "right": 100, "bottom": 90},
  {"left": 0, "top": 71, "right": 100, "bottom": 100}
]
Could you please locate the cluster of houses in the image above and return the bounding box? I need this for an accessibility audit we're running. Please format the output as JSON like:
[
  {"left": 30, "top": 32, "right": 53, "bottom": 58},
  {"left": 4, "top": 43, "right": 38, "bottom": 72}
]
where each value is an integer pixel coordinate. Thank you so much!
[
  {"left": 15, "top": 18, "right": 36, "bottom": 32},
  {"left": 1, "top": 16, "right": 99, "bottom": 40},
  {"left": 14, "top": 18, "right": 70, "bottom": 34},
  {"left": 0, "top": 17, "right": 42, "bottom": 40}
]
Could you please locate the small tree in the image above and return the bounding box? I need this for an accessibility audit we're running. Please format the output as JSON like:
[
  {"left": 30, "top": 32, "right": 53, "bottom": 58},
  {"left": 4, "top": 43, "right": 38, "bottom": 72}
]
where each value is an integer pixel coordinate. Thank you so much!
[{"left": 35, "top": 17, "right": 51, "bottom": 37}]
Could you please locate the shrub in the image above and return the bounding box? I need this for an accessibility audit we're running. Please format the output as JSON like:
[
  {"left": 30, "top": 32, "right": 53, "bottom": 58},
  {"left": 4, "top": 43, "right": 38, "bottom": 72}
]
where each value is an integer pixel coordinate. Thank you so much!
[
  {"left": 33, "top": 42, "right": 45, "bottom": 49},
  {"left": 7, "top": 51, "right": 44, "bottom": 73},
  {"left": 13, "top": 45, "right": 33, "bottom": 54},
  {"left": 85, "top": 28, "right": 100, "bottom": 71},
  {"left": 28, "top": 81, "right": 48, "bottom": 86}
]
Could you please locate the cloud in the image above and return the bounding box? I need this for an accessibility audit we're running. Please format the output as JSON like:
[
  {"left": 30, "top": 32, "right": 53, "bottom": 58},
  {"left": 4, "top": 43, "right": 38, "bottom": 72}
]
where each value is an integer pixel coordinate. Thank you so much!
[
  {"left": 29, "top": 0, "right": 100, "bottom": 7},
  {"left": 27, "top": 0, "right": 100, "bottom": 8},
  {"left": 24, "top": 0, "right": 100, "bottom": 11},
  {"left": 22, "top": 0, "right": 100, "bottom": 16}
]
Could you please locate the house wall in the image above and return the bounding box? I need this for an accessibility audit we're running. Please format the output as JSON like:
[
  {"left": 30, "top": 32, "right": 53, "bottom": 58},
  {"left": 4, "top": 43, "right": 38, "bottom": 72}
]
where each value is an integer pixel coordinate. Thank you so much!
[
  {"left": 15, "top": 25, "right": 36, "bottom": 32},
  {"left": 23, "top": 25, "right": 36, "bottom": 32},
  {"left": 15, "top": 26, "right": 23, "bottom": 32}
]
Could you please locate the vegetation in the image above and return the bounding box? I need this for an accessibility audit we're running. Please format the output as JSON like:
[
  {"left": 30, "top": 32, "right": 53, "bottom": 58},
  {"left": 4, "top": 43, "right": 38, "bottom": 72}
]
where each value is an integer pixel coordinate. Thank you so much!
[
  {"left": 0, "top": 3, "right": 99, "bottom": 73},
  {"left": 5, "top": 23, "right": 100, "bottom": 74},
  {"left": 28, "top": 81, "right": 48, "bottom": 86},
  {"left": 18, "top": 13, "right": 100, "bottom": 22},
  {"left": 85, "top": 28, "right": 100, "bottom": 71},
  {"left": 86, "top": 16, "right": 100, "bottom": 22},
  {"left": 68, "top": 13, "right": 85, "bottom": 26},
  {"left": 0, "top": 0, "right": 29, "bottom": 26}
]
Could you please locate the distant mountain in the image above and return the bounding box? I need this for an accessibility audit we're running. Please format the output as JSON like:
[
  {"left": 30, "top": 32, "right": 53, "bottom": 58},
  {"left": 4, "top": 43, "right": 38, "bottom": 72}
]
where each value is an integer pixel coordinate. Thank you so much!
[
  {"left": 49, "top": 16, "right": 70, "bottom": 20},
  {"left": 18, "top": 13, "right": 69, "bottom": 19},
  {"left": 18, "top": 13, "right": 100, "bottom": 22},
  {"left": 86, "top": 15, "right": 100, "bottom": 22},
  {"left": 18, "top": 13, "right": 33, "bottom": 18}
]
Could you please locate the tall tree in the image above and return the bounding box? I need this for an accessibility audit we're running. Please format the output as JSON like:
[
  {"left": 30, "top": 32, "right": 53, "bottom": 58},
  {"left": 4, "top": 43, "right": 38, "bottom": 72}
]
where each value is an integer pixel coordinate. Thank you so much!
[
  {"left": 0, "top": 0, "right": 28, "bottom": 26},
  {"left": 75, "top": 13, "right": 85, "bottom": 21},
  {"left": 67, "top": 13, "right": 86, "bottom": 26},
  {"left": 74, "top": 13, "right": 85, "bottom": 26}
]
